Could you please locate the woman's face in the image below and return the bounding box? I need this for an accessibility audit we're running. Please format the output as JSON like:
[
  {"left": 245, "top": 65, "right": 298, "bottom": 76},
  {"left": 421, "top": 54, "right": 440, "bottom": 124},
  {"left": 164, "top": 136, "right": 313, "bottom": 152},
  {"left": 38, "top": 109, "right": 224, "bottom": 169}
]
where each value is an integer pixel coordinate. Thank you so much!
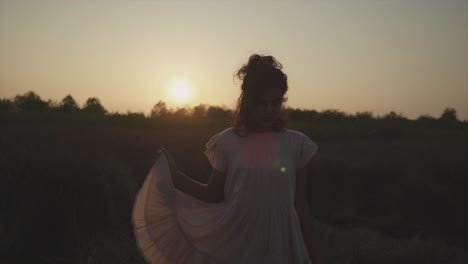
[{"left": 251, "top": 87, "right": 284, "bottom": 131}]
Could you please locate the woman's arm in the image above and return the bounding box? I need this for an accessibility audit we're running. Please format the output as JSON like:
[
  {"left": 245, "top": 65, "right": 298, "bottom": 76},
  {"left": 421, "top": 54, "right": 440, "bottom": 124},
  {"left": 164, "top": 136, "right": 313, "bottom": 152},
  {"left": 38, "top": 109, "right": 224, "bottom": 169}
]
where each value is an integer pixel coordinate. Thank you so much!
[
  {"left": 161, "top": 148, "right": 226, "bottom": 203},
  {"left": 295, "top": 163, "right": 321, "bottom": 264},
  {"left": 175, "top": 169, "right": 226, "bottom": 203}
]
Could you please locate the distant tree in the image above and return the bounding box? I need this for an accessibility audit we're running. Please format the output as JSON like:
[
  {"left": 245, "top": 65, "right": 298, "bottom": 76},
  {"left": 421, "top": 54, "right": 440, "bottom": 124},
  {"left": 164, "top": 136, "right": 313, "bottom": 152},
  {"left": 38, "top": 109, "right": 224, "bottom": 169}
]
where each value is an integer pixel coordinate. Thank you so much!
[
  {"left": 304, "top": 109, "right": 320, "bottom": 121},
  {"left": 0, "top": 99, "right": 15, "bottom": 112},
  {"left": 439, "top": 107, "right": 459, "bottom": 123},
  {"left": 438, "top": 107, "right": 461, "bottom": 129},
  {"left": 286, "top": 108, "right": 320, "bottom": 122},
  {"left": 125, "top": 111, "right": 146, "bottom": 120},
  {"left": 60, "top": 95, "right": 80, "bottom": 113},
  {"left": 206, "top": 106, "right": 231, "bottom": 119},
  {"left": 46, "top": 99, "right": 61, "bottom": 111},
  {"left": 416, "top": 114, "right": 437, "bottom": 122},
  {"left": 83, "top": 97, "right": 107, "bottom": 115},
  {"left": 353, "top": 111, "right": 375, "bottom": 122},
  {"left": 319, "top": 109, "right": 349, "bottom": 122},
  {"left": 382, "top": 111, "right": 407, "bottom": 121},
  {"left": 192, "top": 104, "right": 207, "bottom": 118},
  {"left": 287, "top": 108, "right": 307, "bottom": 122},
  {"left": 379, "top": 111, "right": 411, "bottom": 135},
  {"left": 14, "top": 91, "right": 49, "bottom": 112},
  {"left": 416, "top": 114, "right": 438, "bottom": 128},
  {"left": 172, "top": 107, "right": 190, "bottom": 119},
  {"left": 150, "top": 100, "right": 170, "bottom": 118}
]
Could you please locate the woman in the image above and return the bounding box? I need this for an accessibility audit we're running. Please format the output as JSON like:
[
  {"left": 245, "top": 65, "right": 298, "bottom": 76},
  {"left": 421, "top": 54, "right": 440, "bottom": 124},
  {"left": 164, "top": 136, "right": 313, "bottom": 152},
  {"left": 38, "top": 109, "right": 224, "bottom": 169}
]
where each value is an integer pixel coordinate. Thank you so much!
[{"left": 133, "top": 54, "right": 320, "bottom": 263}]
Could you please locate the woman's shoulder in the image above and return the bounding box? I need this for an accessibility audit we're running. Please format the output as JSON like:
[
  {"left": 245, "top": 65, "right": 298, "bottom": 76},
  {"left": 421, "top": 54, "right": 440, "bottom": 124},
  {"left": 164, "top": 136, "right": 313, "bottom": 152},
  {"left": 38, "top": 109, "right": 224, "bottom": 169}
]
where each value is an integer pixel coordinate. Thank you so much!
[
  {"left": 216, "top": 127, "right": 236, "bottom": 139},
  {"left": 284, "top": 128, "right": 306, "bottom": 138},
  {"left": 225, "top": 126, "right": 245, "bottom": 137},
  {"left": 206, "top": 127, "right": 236, "bottom": 145},
  {"left": 283, "top": 129, "right": 318, "bottom": 145},
  {"left": 220, "top": 126, "right": 312, "bottom": 139}
]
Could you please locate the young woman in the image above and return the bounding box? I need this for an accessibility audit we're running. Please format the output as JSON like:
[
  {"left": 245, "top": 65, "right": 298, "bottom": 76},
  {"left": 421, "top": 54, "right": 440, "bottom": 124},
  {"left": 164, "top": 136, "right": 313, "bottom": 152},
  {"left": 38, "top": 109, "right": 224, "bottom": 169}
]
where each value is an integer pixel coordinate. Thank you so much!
[{"left": 133, "top": 54, "right": 320, "bottom": 263}]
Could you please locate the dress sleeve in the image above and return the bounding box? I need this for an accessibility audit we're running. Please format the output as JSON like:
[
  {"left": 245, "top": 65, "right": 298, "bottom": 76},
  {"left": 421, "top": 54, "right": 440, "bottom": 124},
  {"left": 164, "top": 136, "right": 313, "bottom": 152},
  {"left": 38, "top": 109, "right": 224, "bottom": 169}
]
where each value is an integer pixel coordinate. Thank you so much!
[
  {"left": 204, "top": 132, "right": 227, "bottom": 173},
  {"left": 296, "top": 133, "right": 319, "bottom": 170}
]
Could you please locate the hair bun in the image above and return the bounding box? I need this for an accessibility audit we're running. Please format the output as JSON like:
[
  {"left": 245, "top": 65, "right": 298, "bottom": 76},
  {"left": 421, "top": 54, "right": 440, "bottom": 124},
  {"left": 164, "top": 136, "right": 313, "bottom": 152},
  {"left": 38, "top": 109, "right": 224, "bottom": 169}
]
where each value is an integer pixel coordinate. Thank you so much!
[
  {"left": 235, "top": 54, "right": 283, "bottom": 81},
  {"left": 246, "top": 54, "right": 283, "bottom": 72}
]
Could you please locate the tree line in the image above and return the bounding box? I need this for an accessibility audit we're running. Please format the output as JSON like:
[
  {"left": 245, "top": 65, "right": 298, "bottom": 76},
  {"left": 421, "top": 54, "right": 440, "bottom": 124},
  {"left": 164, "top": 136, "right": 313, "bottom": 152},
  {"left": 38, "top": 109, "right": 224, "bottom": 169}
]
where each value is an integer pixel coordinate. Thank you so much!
[{"left": 1, "top": 91, "right": 466, "bottom": 131}]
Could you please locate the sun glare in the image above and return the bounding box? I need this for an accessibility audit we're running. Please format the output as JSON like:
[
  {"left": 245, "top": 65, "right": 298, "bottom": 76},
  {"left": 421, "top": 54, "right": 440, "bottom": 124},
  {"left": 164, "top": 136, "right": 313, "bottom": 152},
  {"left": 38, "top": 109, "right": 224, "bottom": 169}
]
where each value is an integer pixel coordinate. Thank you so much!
[{"left": 165, "top": 77, "right": 195, "bottom": 105}]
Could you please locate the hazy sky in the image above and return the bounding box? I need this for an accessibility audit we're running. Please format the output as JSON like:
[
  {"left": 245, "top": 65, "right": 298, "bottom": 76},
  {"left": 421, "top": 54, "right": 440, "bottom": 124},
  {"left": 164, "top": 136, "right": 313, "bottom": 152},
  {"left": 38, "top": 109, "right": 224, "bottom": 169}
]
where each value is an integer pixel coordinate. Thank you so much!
[{"left": 1, "top": 0, "right": 467, "bottom": 120}]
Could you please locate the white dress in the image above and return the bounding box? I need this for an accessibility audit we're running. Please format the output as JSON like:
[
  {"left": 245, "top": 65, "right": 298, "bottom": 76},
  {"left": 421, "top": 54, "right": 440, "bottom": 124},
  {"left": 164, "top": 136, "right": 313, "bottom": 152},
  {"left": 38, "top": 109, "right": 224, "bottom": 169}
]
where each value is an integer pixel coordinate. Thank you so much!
[{"left": 132, "top": 127, "right": 319, "bottom": 264}]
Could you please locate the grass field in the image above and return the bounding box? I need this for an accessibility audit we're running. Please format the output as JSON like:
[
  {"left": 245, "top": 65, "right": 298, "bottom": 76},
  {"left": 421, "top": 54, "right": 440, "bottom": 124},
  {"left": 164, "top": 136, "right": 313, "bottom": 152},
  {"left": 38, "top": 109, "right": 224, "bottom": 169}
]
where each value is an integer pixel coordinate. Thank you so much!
[{"left": 1, "top": 119, "right": 467, "bottom": 263}]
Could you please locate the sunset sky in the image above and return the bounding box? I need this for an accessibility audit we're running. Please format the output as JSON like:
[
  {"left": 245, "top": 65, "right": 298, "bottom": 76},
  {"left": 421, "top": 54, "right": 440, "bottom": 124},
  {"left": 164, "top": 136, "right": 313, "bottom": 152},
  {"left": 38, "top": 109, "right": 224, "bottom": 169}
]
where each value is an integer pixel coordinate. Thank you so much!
[{"left": 1, "top": 0, "right": 467, "bottom": 120}]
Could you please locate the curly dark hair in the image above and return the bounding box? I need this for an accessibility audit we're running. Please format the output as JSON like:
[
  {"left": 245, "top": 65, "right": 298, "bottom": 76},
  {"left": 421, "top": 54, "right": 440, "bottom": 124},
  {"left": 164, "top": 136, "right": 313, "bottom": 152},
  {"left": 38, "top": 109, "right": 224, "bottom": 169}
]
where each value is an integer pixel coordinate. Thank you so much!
[{"left": 231, "top": 54, "right": 289, "bottom": 136}]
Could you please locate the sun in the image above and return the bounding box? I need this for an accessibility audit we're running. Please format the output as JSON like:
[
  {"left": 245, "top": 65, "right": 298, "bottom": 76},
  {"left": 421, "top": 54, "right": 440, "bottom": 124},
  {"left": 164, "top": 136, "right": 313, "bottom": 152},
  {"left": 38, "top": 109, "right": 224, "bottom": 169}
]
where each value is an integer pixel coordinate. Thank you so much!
[{"left": 165, "top": 76, "right": 195, "bottom": 105}]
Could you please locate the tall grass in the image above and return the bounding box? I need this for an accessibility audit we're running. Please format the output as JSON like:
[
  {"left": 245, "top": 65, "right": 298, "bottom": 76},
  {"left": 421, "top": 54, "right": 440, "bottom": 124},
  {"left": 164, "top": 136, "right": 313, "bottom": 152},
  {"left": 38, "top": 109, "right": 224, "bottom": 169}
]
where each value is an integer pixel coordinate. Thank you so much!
[{"left": 1, "top": 120, "right": 467, "bottom": 263}]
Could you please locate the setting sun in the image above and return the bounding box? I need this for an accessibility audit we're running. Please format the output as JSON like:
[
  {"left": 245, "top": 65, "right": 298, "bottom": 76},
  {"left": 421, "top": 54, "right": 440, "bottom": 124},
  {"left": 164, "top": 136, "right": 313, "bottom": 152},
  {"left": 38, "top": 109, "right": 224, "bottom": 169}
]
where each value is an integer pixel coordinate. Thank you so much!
[{"left": 165, "top": 77, "right": 195, "bottom": 105}]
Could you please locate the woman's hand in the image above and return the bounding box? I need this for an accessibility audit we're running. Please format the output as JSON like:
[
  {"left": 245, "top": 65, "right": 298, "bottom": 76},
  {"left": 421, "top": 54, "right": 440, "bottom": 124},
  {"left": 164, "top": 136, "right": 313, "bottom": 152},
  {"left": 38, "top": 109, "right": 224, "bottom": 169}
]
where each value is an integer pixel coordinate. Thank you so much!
[
  {"left": 159, "top": 147, "right": 178, "bottom": 178},
  {"left": 159, "top": 147, "right": 199, "bottom": 198},
  {"left": 157, "top": 146, "right": 222, "bottom": 203}
]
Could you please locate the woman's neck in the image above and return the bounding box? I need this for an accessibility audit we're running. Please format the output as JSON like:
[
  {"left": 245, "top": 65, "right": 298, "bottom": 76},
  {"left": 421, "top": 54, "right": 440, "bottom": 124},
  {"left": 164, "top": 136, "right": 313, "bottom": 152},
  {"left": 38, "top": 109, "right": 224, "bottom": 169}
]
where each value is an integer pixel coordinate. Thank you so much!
[
  {"left": 233, "top": 125, "right": 285, "bottom": 137},
  {"left": 246, "top": 126, "right": 280, "bottom": 134},
  {"left": 252, "top": 127, "right": 273, "bottom": 133}
]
